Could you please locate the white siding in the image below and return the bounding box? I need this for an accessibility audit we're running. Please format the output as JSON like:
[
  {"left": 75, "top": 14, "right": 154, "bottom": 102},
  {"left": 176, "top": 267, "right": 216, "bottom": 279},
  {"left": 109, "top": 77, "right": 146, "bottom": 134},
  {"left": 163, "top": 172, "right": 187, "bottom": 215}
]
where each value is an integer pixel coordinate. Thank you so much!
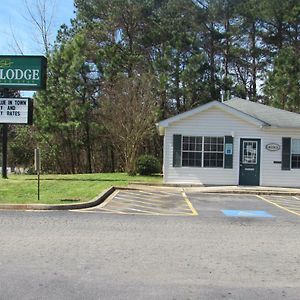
[{"left": 163, "top": 106, "right": 300, "bottom": 187}]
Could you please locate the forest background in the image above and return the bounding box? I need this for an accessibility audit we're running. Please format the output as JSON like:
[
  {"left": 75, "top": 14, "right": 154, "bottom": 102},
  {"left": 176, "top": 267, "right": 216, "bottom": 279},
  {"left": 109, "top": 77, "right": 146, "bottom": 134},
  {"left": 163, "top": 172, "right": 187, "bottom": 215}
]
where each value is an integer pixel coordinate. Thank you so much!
[{"left": 1, "top": 0, "right": 299, "bottom": 175}]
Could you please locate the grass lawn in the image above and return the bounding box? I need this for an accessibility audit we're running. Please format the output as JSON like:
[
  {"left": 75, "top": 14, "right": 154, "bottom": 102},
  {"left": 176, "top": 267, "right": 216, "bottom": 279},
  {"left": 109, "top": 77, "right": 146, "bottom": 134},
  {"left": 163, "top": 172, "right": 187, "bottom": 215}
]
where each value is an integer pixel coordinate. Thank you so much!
[{"left": 0, "top": 173, "right": 163, "bottom": 205}]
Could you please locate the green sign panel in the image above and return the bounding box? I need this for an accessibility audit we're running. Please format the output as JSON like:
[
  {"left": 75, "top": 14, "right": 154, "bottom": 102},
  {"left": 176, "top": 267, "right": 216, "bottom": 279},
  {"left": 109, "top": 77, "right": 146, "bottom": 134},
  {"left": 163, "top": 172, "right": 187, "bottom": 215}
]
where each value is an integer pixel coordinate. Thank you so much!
[{"left": 0, "top": 55, "right": 47, "bottom": 90}]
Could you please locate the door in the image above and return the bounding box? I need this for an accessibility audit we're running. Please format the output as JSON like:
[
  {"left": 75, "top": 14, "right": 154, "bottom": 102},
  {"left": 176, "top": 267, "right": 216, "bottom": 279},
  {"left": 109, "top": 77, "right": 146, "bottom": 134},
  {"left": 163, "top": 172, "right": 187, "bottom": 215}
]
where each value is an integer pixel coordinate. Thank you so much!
[{"left": 239, "top": 138, "right": 261, "bottom": 186}]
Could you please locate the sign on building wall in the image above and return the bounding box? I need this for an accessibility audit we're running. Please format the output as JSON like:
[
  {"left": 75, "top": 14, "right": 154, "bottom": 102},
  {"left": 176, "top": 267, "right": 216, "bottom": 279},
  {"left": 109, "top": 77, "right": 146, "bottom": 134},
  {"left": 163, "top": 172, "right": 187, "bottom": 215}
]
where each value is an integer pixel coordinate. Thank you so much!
[
  {"left": 0, "top": 98, "right": 33, "bottom": 124},
  {"left": 0, "top": 55, "right": 47, "bottom": 90},
  {"left": 266, "top": 143, "right": 280, "bottom": 151}
]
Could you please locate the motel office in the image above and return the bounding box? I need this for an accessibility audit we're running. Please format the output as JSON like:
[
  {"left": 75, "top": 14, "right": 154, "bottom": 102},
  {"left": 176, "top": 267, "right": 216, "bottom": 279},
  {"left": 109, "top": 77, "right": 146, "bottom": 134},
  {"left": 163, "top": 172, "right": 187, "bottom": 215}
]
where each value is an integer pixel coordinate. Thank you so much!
[{"left": 158, "top": 98, "right": 300, "bottom": 187}]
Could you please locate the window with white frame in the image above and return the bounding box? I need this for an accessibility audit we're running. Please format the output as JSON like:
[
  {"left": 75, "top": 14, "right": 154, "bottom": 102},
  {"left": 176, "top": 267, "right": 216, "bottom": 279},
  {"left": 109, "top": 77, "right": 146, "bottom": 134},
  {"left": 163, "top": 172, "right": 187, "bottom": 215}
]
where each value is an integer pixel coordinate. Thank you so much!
[
  {"left": 203, "top": 137, "right": 224, "bottom": 168},
  {"left": 182, "top": 136, "right": 202, "bottom": 167},
  {"left": 182, "top": 136, "right": 224, "bottom": 168},
  {"left": 291, "top": 139, "right": 300, "bottom": 169}
]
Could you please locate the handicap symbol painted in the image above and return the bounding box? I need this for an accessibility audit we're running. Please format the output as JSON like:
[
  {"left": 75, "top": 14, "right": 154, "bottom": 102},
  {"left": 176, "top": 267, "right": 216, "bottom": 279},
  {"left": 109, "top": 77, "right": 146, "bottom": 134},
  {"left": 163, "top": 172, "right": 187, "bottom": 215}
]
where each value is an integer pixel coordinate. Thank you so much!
[{"left": 222, "top": 210, "right": 274, "bottom": 218}]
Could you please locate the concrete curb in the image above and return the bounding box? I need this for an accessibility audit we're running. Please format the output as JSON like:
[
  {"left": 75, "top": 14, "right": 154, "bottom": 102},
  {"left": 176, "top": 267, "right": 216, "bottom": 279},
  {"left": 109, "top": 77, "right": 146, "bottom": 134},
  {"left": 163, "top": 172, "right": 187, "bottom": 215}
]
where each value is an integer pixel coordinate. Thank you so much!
[
  {"left": 0, "top": 186, "right": 117, "bottom": 211},
  {"left": 130, "top": 182, "right": 203, "bottom": 187},
  {"left": 190, "top": 190, "right": 300, "bottom": 196},
  {"left": 1, "top": 185, "right": 300, "bottom": 211},
  {"left": 129, "top": 184, "right": 300, "bottom": 196}
]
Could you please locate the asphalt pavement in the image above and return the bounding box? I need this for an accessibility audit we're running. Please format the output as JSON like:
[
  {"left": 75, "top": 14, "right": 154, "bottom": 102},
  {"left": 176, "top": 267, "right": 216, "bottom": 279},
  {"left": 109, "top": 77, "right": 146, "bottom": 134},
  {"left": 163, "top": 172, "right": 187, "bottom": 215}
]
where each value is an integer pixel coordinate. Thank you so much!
[{"left": 0, "top": 191, "right": 299, "bottom": 299}]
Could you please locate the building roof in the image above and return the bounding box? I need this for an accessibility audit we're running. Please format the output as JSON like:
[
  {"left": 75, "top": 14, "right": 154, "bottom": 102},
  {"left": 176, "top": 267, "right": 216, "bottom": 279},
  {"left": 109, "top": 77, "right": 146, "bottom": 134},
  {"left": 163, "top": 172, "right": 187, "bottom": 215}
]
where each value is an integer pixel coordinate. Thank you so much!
[
  {"left": 157, "top": 97, "right": 300, "bottom": 135},
  {"left": 224, "top": 97, "right": 300, "bottom": 128}
]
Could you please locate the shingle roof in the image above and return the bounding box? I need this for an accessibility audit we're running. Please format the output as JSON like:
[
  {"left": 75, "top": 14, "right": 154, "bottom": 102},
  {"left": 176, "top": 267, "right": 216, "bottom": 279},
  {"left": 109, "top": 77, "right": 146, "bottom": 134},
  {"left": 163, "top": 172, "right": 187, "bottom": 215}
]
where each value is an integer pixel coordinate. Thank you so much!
[
  {"left": 224, "top": 97, "right": 300, "bottom": 128},
  {"left": 157, "top": 97, "right": 300, "bottom": 136}
]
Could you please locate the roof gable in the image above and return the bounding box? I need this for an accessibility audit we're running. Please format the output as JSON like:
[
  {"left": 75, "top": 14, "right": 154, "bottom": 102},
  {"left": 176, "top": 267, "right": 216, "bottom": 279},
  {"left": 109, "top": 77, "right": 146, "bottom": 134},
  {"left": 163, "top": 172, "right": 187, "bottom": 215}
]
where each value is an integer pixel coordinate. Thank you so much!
[{"left": 157, "top": 100, "right": 268, "bottom": 134}]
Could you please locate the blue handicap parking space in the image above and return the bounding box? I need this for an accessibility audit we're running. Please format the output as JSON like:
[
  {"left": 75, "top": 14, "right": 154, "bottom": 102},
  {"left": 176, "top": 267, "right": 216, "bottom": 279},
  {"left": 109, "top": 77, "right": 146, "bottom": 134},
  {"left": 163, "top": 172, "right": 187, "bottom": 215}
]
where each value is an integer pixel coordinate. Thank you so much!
[{"left": 221, "top": 210, "right": 274, "bottom": 218}]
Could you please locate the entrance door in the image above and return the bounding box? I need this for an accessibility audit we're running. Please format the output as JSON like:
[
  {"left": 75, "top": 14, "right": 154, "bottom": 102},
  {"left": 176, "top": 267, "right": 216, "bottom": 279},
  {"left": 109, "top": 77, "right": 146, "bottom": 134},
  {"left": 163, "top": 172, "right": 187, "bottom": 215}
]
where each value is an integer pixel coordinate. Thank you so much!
[{"left": 239, "top": 138, "right": 261, "bottom": 186}]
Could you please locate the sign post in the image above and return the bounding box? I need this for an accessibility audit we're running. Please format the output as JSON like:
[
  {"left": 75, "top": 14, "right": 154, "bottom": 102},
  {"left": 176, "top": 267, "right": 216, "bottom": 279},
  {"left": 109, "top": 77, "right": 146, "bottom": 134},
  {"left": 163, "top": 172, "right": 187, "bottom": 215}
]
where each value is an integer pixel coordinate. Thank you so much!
[
  {"left": 2, "top": 124, "right": 8, "bottom": 179},
  {"left": 34, "top": 148, "right": 41, "bottom": 200},
  {"left": 1, "top": 88, "right": 9, "bottom": 178},
  {"left": 0, "top": 55, "right": 46, "bottom": 179}
]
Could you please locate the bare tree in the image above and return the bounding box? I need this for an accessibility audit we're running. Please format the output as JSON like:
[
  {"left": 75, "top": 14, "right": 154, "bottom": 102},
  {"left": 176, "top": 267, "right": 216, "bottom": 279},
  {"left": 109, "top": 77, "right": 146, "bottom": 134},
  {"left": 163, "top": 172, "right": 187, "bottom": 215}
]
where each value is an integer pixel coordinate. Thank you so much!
[
  {"left": 23, "top": 0, "right": 56, "bottom": 55},
  {"left": 101, "top": 74, "right": 158, "bottom": 175},
  {"left": 8, "top": 20, "right": 25, "bottom": 54},
  {"left": 7, "top": 0, "right": 56, "bottom": 55}
]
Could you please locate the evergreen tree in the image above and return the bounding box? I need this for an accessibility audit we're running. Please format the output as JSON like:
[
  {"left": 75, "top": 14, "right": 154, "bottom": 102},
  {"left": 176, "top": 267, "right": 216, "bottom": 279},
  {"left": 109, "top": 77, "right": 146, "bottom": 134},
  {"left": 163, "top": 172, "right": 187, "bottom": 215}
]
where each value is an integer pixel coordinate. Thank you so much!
[{"left": 265, "top": 47, "right": 300, "bottom": 111}]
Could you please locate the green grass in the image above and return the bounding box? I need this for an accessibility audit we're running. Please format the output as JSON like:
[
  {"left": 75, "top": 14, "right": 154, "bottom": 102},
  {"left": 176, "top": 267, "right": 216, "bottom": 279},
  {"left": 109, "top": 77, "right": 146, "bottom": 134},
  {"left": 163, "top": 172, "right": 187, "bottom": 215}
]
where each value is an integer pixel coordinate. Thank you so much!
[{"left": 0, "top": 173, "right": 162, "bottom": 205}]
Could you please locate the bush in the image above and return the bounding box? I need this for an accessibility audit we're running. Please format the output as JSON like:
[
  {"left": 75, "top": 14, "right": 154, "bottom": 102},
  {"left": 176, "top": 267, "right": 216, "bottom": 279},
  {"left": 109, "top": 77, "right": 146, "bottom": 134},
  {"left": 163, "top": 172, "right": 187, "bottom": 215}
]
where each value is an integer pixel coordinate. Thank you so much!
[{"left": 136, "top": 155, "right": 161, "bottom": 175}]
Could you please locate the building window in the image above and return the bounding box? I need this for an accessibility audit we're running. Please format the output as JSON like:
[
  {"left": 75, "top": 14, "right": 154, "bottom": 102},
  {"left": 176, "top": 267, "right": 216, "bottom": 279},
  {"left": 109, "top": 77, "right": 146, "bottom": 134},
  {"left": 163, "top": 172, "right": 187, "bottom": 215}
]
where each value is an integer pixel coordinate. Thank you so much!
[
  {"left": 181, "top": 136, "right": 225, "bottom": 168},
  {"left": 182, "top": 136, "right": 202, "bottom": 167},
  {"left": 242, "top": 141, "right": 257, "bottom": 164},
  {"left": 291, "top": 139, "right": 300, "bottom": 169},
  {"left": 203, "top": 137, "right": 224, "bottom": 168}
]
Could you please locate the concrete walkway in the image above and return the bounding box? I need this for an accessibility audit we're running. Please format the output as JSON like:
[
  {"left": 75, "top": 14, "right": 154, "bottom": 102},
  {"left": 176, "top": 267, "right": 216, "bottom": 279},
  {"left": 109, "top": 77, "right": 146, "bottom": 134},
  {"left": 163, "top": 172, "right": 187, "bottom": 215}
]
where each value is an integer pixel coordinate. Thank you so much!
[{"left": 128, "top": 184, "right": 300, "bottom": 195}]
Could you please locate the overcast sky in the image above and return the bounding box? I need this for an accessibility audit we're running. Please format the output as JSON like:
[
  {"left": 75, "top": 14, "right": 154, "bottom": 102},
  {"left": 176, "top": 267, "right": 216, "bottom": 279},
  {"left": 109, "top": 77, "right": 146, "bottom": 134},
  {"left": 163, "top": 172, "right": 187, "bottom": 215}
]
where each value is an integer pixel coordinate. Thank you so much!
[{"left": 0, "top": 0, "right": 75, "bottom": 55}]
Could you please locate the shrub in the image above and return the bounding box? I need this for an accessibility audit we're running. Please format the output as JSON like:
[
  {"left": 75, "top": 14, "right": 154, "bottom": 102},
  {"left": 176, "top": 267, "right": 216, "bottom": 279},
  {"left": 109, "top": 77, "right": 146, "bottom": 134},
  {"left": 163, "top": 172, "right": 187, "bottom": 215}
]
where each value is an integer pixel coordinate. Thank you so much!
[{"left": 136, "top": 155, "right": 161, "bottom": 175}]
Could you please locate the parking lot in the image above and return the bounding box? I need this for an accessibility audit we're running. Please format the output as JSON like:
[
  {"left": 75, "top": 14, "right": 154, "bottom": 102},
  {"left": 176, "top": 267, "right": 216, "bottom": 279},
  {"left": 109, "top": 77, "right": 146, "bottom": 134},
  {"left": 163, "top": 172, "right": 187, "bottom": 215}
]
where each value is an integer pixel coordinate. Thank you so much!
[
  {"left": 79, "top": 187, "right": 300, "bottom": 222},
  {"left": 184, "top": 191, "right": 300, "bottom": 221},
  {"left": 1, "top": 189, "right": 300, "bottom": 299}
]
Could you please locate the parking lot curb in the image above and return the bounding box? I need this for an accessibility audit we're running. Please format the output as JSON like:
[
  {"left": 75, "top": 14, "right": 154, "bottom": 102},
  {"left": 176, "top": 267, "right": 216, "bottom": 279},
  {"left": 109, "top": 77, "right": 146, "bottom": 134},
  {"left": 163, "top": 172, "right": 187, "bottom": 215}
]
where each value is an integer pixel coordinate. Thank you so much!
[
  {"left": 199, "top": 190, "right": 300, "bottom": 196},
  {"left": 129, "top": 184, "right": 300, "bottom": 196},
  {"left": 1, "top": 185, "right": 300, "bottom": 211},
  {"left": 0, "top": 186, "right": 117, "bottom": 211}
]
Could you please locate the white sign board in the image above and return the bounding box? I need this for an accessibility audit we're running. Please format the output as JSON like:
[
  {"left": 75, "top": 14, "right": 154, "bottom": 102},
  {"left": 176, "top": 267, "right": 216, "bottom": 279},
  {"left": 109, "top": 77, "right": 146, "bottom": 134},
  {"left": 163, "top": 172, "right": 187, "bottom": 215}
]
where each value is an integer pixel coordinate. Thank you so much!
[{"left": 0, "top": 98, "right": 33, "bottom": 124}]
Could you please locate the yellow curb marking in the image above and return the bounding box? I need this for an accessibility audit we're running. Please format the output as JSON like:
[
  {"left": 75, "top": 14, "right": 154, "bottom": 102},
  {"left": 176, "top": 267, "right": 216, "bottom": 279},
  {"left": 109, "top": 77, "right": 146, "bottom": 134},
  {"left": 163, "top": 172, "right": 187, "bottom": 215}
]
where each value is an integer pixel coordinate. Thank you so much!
[
  {"left": 256, "top": 195, "right": 300, "bottom": 217},
  {"left": 181, "top": 190, "right": 198, "bottom": 216}
]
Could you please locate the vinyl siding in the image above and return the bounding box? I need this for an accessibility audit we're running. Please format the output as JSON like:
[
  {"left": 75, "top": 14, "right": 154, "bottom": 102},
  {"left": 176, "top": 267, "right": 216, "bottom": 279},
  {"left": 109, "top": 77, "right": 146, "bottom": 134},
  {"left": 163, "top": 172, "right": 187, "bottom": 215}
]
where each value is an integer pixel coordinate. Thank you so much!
[{"left": 163, "top": 106, "right": 300, "bottom": 187}]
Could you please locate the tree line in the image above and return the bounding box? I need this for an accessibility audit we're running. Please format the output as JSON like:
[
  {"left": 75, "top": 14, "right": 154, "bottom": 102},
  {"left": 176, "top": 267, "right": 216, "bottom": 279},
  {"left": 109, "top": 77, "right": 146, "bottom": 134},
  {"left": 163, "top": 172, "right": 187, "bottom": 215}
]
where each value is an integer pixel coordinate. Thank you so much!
[{"left": 2, "top": 0, "right": 300, "bottom": 174}]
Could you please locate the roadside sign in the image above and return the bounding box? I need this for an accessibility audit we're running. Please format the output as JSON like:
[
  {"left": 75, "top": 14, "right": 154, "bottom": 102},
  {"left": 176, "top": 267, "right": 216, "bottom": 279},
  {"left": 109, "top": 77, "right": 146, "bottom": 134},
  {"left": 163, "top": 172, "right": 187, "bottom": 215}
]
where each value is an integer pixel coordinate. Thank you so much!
[
  {"left": 34, "top": 148, "right": 41, "bottom": 173},
  {"left": 0, "top": 98, "right": 33, "bottom": 124},
  {"left": 0, "top": 55, "right": 47, "bottom": 179},
  {"left": 0, "top": 55, "right": 47, "bottom": 90}
]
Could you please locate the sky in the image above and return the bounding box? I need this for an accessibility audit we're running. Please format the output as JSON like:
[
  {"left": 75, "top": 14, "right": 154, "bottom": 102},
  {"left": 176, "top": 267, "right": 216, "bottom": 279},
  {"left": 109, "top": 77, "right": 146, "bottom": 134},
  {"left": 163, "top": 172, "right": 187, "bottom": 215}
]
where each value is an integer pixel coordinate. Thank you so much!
[{"left": 0, "top": 0, "right": 75, "bottom": 55}]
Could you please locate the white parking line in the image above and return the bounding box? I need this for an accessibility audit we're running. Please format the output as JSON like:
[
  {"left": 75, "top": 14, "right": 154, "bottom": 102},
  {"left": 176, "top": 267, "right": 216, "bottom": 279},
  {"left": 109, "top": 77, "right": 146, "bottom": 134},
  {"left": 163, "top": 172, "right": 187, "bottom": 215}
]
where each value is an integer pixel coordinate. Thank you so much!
[
  {"left": 135, "top": 190, "right": 180, "bottom": 197},
  {"left": 115, "top": 194, "right": 168, "bottom": 203},
  {"left": 121, "top": 191, "right": 177, "bottom": 201}
]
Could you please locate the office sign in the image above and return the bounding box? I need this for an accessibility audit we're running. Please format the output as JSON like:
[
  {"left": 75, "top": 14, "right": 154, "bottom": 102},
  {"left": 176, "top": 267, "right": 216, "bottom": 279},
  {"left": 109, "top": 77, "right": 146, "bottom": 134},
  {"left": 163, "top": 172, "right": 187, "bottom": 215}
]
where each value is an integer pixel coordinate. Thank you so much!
[
  {"left": 0, "top": 55, "right": 47, "bottom": 90},
  {"left": 0, "top": 98, "right": 33, "bottom": 124},
  {"left": 266, "top": 143, "right": 280, "bottom": 152}
]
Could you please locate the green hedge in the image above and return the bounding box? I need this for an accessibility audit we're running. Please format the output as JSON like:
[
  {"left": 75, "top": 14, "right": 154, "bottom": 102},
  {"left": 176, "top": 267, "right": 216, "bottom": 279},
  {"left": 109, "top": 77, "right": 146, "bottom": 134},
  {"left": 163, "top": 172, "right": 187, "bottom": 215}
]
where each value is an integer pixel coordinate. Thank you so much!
[{"left": 136, "top": 155, "right": 161, "bottom": 175}]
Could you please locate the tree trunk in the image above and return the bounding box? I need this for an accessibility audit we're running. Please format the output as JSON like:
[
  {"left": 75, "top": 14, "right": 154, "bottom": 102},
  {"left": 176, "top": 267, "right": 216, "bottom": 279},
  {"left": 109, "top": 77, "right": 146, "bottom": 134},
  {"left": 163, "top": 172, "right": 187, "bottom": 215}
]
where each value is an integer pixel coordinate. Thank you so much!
[
  {"left": 250, "top": 21, "right": 257, "bottom": 102},
  {"left": 209, "top": 23, "right": 217, "bottom": 100},
  {"left": 84, "top": 121, "right": 92, "bottom": 173}
]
